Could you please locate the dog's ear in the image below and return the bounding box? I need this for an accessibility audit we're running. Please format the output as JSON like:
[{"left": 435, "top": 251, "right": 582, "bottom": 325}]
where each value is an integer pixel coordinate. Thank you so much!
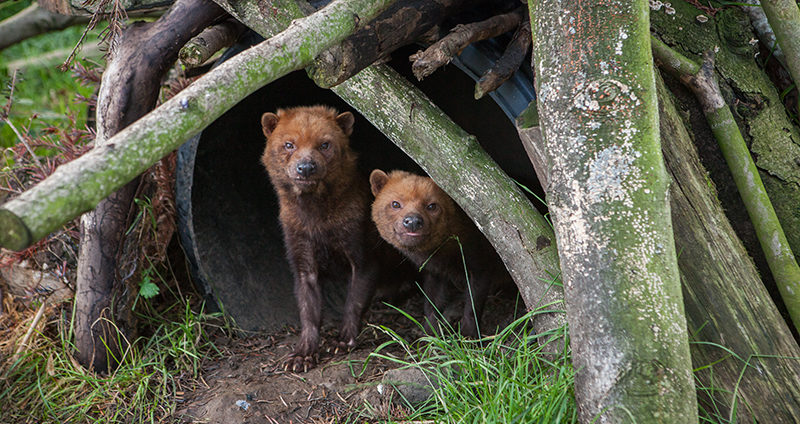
[
  {"left": 369, "top": 169, "right": 389, "bottom": 196},
  {"left": 335, "top": 111, "right": 355, "bottom": 136},
  {"left": 261, "top": 113, "right": 279, "bottom": 138}
]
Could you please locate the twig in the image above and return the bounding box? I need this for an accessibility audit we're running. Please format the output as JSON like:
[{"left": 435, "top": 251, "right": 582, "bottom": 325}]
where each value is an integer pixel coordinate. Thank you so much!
[
  {"left": 1, "top": 70, "right": 44, "bottom": 171},
  {"left": 2, "top": 68, "right": 15, "bottom": 117},
  {"left": 652, "top": 35, "right": 800, "bottom": 332},
  {"left": 60, "top": 0, "right": 128, "bottom": 70},
  {"left": 474, "top": 13, "right": 530, "bottom": 99},
  {"left": 409, "top": 6, "right": 524, "bottom": 80},
  {"left": 13, "top": 300, "right": 46, "bottom": 360}
]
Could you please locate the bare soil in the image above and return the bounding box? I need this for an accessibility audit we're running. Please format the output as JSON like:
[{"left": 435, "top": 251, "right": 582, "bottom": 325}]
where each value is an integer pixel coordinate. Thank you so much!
[{"left": 175, "top": 295, "right": 519, "bottom": 424}]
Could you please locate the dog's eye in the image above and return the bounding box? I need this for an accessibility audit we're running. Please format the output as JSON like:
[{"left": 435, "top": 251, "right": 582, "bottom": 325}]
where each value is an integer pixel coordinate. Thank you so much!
[
  {"left": 284, "top": 141, "right": 295, "bottom": 150},
  {"left": 426, "top": 203, "right": 437, "bottom": 211},
  {"left": 320, "top": 141, "right": 330, "bottom": 150},
  {"left": 391, "top": 201, "right": 401, "bottom": 209}
]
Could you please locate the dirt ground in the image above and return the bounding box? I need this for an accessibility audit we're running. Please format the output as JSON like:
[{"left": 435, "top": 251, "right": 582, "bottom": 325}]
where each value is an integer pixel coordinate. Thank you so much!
[
  {"left": 174, "top": 306, "right": 418, "bottom": 424},
  {"left": 175, "top": 295, "right": 519, "bottom": 424}
]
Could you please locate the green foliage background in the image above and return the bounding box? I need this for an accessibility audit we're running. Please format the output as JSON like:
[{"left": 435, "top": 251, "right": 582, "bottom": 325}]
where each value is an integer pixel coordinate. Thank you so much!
[{"left": 1, "top": 0, "right": 98, "bottom": 146}]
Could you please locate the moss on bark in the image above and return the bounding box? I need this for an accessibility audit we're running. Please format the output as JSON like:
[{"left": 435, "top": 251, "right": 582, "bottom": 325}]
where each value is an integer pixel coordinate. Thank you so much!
[{"left": 651, "top": 2, "right": 800, "bottom": 263}]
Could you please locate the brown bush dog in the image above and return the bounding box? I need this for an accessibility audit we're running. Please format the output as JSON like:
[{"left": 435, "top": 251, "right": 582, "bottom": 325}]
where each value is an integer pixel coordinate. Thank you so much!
[
  {"left": 369, "top": 170, "right": 507, "bottom": 338},
  {"left": 261, "top": 105, "right": 393, "bottom": 372}
]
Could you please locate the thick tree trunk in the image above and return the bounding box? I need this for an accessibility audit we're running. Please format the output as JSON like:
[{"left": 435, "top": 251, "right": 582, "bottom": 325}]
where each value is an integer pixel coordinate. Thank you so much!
[
  {"left": 531, "top": 1, "right": 697, "bottom": 422},
  {"left": 74, "top": 0, "right": 225, "bottom": 372}
]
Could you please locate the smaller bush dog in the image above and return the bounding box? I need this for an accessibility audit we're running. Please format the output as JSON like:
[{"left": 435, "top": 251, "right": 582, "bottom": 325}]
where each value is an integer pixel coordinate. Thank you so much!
[
  {"left": 260, "top": 105, "right": 382, "bottom": 372},
  {"left": 369, "top": 169, "right": 507, "bottom": 338}
]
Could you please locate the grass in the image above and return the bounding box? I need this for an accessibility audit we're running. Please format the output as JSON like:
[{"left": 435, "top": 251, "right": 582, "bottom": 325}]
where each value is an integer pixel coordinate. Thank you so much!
[
  {"left": 0, "top": 282, "right": 226, "bottom": 423},
  {"left": 363, "top": 307, "right": 578, "bottom": 423}
]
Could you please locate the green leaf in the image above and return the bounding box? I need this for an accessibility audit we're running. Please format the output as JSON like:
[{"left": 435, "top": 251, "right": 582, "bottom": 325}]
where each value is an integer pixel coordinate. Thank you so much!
[{"left": 139, "top": 274, "right": 159, "bottom": 299}]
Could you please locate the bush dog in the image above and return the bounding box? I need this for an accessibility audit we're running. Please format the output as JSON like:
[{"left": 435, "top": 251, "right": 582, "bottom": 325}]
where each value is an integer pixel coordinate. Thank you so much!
[
  {"left": 369, "top": 169, "right": 505, "bottom": 338},
  {"left": 261, "top": 105, "right": 383, "bottom": 372}
]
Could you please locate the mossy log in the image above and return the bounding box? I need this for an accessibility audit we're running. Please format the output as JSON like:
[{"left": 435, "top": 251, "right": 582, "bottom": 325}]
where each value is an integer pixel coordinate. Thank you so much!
[{"left": 530, "top": 0, "right": 696, "bottom": 421}]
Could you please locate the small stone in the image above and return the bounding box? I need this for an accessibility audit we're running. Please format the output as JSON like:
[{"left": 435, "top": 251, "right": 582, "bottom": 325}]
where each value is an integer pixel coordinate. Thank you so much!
[{"left": 382, "top": 367, "right": 438, "bottom": 405}]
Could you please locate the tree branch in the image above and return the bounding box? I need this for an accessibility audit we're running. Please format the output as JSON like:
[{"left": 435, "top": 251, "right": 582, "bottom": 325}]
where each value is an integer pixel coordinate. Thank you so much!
[
  {"left": 179, "top": 18, "right": 246, "bottom": 69},
  {"left": 760, "top": 0, "right": 800, "bottom": 88},
  {"left": 474, "top": 13, "right": 531, "bottom": 99},
  {"left": 409, "top": 6, "right": 524, "bottom": 80},
  {"left": 332, "top": 65, "right": 566, "bottom": 345},
  {"left": 0, "top": 3, "right": 88, "bottom": 51},
  {"left": 308, "top": 0, "right": 471, "bottom": 88}
]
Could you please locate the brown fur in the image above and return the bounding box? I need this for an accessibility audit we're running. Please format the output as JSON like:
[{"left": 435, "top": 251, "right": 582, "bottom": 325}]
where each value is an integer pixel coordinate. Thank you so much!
[
  {"left": 261, "top": 105, "right": 381, "bottom": 372},
  {"left": 369, "top": 170, "right": 506, "bottom": 338}
]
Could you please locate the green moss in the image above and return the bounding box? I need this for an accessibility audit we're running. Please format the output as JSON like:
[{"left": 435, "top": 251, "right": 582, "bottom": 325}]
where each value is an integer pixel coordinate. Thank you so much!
[{"left": 516, "top": 101, "right": 539, "bottom": 128}]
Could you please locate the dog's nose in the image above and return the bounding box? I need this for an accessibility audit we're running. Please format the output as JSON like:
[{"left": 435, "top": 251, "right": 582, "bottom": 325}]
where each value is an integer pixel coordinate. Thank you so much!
[
  {"left": 402, "top": 214, "right": 424, "bottom": 232},
  {"left": 296, "top": 160, "right": 317, "bottom": 178}
]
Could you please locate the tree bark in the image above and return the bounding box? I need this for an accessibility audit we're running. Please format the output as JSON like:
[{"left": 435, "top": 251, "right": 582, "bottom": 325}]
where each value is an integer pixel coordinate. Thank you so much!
[
  {"left": 73, "top": 0, "right": 225, "bottom": 372},
  {"left": 531, "top": 0, "right": 697, "bottom": 422}
]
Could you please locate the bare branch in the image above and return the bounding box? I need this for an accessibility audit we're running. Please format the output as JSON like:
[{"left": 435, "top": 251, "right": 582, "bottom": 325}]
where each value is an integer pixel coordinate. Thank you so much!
[
  {"left": 474, "top": 13, "right": 530, "bottom": 99},
  {"left": 409, "top": 6, "right": 524, "bottom": 80}
]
